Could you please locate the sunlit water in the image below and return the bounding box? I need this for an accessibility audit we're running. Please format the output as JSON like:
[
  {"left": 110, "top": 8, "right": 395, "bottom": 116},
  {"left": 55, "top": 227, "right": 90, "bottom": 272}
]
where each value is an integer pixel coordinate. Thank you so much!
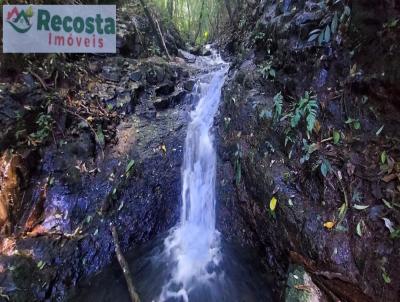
[{"left": 70, "top": 49, "right": 274, "bottom": 302}]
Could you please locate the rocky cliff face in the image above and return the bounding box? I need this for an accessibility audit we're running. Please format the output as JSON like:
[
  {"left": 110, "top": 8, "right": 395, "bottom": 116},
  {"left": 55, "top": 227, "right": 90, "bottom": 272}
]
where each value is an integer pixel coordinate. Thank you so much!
[{"left": 217, "top": 1, "right": 400, "bottom": 301}]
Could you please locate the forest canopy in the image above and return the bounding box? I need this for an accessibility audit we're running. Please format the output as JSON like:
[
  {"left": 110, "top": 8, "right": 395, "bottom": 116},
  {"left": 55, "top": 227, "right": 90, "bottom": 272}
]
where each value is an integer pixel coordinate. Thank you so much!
[{"left": 149, "top": 0, "right": 240, "bottom": 45}]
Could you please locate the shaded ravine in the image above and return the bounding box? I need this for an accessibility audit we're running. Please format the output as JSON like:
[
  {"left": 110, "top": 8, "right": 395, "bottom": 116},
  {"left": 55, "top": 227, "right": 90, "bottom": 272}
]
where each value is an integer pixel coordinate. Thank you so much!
[{"left": 69, "top": 50, "right": 275, "bottom": 302}]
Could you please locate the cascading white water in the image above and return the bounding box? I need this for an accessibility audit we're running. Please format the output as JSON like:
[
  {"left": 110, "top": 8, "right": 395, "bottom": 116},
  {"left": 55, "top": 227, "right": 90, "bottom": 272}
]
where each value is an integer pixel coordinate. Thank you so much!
[
  {"left": 69, "top": 49, "right": 275, "bottom": 302},
  {"left": 159, "top": 50, "right": 229, "bottom": 302}
]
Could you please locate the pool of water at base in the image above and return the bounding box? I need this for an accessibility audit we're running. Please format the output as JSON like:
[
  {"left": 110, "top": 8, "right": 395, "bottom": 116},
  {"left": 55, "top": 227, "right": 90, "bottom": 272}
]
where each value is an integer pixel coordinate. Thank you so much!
[{"left": 68, "top": 231, "right": 275, "bottom": 302}]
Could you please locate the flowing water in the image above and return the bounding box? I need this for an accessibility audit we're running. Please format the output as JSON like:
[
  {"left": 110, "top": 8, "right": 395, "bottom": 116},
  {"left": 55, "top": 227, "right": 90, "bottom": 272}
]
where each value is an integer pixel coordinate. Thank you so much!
[
  {"left": 158, "top": 50, "right": 228, "bottom": 301},
  {"left": 70, "top": 50, "right": 274, "bottom": 302}
]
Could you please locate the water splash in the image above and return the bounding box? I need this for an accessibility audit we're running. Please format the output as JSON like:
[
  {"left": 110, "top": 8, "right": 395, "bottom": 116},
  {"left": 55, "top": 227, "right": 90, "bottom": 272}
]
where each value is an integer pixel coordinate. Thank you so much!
[{"left": 159, "top": 51, "right": 229, "bottom": 302}]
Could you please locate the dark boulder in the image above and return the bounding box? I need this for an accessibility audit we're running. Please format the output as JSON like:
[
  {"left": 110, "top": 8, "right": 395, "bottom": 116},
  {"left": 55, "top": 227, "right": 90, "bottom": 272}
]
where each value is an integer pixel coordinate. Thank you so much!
[
  {"left": 155, "top": 82, "right": 175, "bottom": 96},
  {"left": 153, "top": 90, "right": 186, "bottom": 110}
]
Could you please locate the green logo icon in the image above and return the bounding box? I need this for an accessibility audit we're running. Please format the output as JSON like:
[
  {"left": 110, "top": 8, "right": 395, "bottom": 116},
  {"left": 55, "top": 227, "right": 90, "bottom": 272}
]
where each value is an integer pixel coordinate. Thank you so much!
[{"left": 7, "top": 6, "right": 34, "bottom": 33}]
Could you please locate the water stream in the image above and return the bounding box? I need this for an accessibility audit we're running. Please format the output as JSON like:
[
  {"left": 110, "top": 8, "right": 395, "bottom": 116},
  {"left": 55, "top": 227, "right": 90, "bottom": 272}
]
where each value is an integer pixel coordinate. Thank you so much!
[
  {"left": 157, "top": 50, "right": 227, "bottom": 301},
  {"left": 70, "top": 50, "right": 274, "bottom": 302}
]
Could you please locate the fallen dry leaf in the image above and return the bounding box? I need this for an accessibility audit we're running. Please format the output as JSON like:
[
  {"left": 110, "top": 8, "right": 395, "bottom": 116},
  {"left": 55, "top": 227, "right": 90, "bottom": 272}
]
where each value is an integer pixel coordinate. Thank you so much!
[
  {"left": 382, "top": 174, "right": 398, "bottom": 183},
  {"left": 324, "top": 221, "right": 335, "bottom": 229}
]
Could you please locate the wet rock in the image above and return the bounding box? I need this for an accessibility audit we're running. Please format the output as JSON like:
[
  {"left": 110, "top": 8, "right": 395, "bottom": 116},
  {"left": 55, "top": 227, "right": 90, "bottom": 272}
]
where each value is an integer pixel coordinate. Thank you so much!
[
  {"left": 183, "top": 80, "right": 196, "bottom": 92},
  {"left": 21, "top": 73, "right": 36, "bottom": 90},
  {"left": 146, "top": 66, "right": 165, "bottom": 85},
  {"left": 101, "top": 66, "right": 121, "bottom": 82},
  {"left": 200, "top": 48, "right": 212, "bottom": 56},
  {"left": 115, "top": 91, "right": 133, "bottom": 111},
  {"left": 187, "top": 45, "right": 211, "bottom": 56},
  {"left": 316, "top": 69, "right": 328, "bottom": 88},
  {"left": 178, "top": 49, "right": 196, "bottom": 63},
  {"left": 129, "top": 70, "right": 142, "bottom": 82},
  {"left": 155, "top": 82, "right": 175, "bottom": 96},
  {"left": 153, "top": 90, "right": 186, "bottom": 110}
]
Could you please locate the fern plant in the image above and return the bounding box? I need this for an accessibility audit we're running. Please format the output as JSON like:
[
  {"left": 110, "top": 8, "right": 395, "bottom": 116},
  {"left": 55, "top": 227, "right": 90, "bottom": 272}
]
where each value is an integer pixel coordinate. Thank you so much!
[
  {"left": 290, "top": 91, "right": 318, "bottom": 135},
  {"left": 273, "top": 92, "right": 283, "bottom": 121}
]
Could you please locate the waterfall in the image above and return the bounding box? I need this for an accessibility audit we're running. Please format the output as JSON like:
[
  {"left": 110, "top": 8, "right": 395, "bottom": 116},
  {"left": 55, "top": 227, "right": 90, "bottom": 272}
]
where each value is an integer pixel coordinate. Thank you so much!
[
  {"left": 159, "top": 51, "right": 229, "bottom": 302},
  {"left": 68, "top": 50, "right": 274, "bottom": 302}
]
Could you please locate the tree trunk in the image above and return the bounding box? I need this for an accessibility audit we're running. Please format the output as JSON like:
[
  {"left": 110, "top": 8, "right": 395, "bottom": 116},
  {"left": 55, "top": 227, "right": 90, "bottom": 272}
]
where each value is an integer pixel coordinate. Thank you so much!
[
  {"left": 186, "top": 0, "right": 192, "bottom": 41},
  {"left": 194, "top": 0, "right": 205, "bottom": 42},
  {"left": 167, "top": 0, "right": 173, "bottom": 19},
  {"left": 138, "top": 0, "right": 171, "bottom": 60}
]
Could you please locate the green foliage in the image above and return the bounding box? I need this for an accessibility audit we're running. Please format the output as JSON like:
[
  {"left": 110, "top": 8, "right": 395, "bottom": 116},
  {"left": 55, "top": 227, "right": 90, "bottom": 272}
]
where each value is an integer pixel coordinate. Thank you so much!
[
  {"left": 300, "top": 139, "right": 318, "bottom": 164},
  {"left": 253, "top": 31, "right": 265, "bottom": 43},
  {"left": 259, "top": 61, "right": 276, "bottom": 79},
  {"left": 28, "top": 113, "right": 53, "bottom": 145},
  {"left": 291, "top": 91, "right": 318, "bottom": 135},
  {"left": 150, "top": 0, "right": 228, "bottom": 45},
  {"left": 147, "top": 43, "right": 161, "bottom": 56},
  {"left": 308, "top": 6, "right": 351, "bottom": 45},
  {"left": 390, "top": 229, "right": 400, "bottom": 239},
  {"left": 380, "top": 151, "right": 387, "bottom": 164},
  {"left": 333, "top": 130, "right": 341, "bottom": 144},
  {"left": 345, "top": 118, "right": 361, "bottom": 130},
  {"left": 125, "top": 160, "right": 135, "bottom": 174},
  {"left": 273, "top": 92, "right": 283, "bottom": 121},
  {"left": 96, "top": 125, "right": 105, "bottom": 148},
  {"left": 384, "top": 18, "right": 399, "bottom": 29},
  {"left": 381, "top": 267, "right": 391, "bottom": 284},
  {"left": 320, "top": 159, "right": 332, "bottom": 177}
]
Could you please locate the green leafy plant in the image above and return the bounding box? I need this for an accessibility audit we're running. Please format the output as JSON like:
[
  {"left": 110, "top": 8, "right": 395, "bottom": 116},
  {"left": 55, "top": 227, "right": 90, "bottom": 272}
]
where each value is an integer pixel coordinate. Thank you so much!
[
  {"left": 390, "top": 229, "right": 400, "bottom": 239},
  {"left": 345, "top": 118, "right": 361, "bottom": 130},
  {"left": 384, "top": 18, "right": 399, "bottom": 29},
  {"left": 259, "top": 61, "right": 276, "bottom": 79},
  {"left": 253, "top": 31, "right": 265, "bottom": 43},
  {"left": 320, "top": 159, "right": 332, "bottom": 177},
  {"left": 380, "top": 151, "right": 387, "bottom": 164},
  {"left": 300, "top": 139, "right": 318, "bottom": 164},
  {"left": 308, "top": 12, "right": 337, "bottom": 44},
  {"left": 147, "top": 43, "right": 160, "bottom": 56},
  {"left": 28, "top": 113, "right": 53, "bottom": 145},
  {"left": 381, "top": 267, "right": 391, "bottom": 284},
  {"left": 333, "top": 130, "right": 341, "bottom": 144},
  {"left": 125, "top": 159, "right": 135, "bottom": 177},
  {"left": 291, "top": 91, "right": 319, "bottom": 135},
  {"left": 307, "top": 7, "right": 352, "bottom": 45}
]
